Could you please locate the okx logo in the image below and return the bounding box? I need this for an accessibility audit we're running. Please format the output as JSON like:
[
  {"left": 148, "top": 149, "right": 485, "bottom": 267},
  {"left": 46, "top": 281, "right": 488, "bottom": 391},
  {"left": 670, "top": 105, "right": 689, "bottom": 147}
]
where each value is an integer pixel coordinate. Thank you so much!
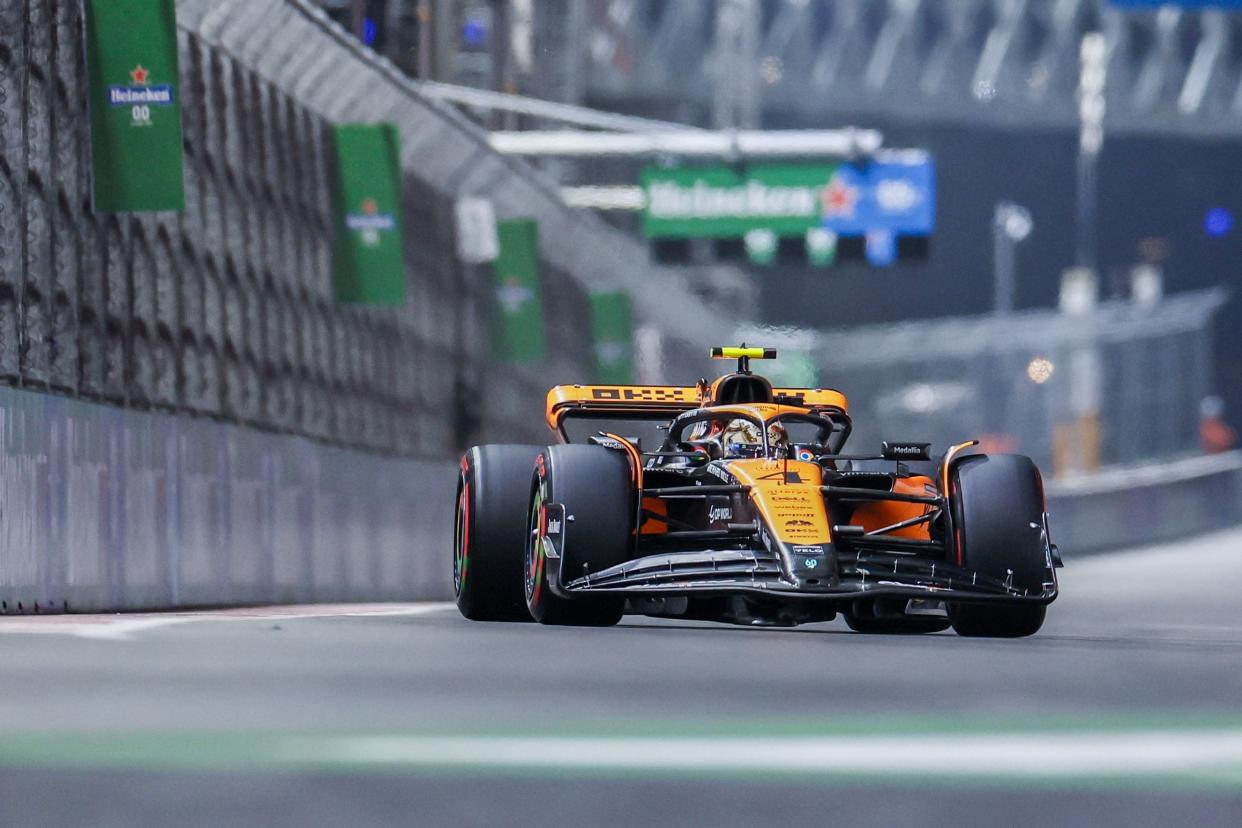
[
  {"left": 108, "top": 64, "right": 174, "bottom": 127},
  {"left": 345, "top": 197, "right": 396, "bottom": 247}
]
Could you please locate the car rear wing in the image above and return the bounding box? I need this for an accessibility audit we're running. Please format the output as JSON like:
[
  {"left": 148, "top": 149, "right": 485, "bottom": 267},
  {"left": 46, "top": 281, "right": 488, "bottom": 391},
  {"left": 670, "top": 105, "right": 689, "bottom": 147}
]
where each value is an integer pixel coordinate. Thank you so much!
[
  {"left": 545, "top": 385, "right": 700, "bottom": 432},
  {"left": 545, "top": 384, "right": 850, "bottom": 432}
]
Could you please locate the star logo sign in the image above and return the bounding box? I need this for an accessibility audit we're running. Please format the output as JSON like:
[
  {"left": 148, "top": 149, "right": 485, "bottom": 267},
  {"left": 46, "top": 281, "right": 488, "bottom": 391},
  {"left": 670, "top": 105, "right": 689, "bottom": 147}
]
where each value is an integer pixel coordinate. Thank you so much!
[
  {"left": 496, "top": 276, "right": 533, "bottom": 314},
  {"left": 821, "top": 174, "right": 859, "bottom": 219},
  {"left": 130, "top": 65, "right": 151, "bottom": 85}
]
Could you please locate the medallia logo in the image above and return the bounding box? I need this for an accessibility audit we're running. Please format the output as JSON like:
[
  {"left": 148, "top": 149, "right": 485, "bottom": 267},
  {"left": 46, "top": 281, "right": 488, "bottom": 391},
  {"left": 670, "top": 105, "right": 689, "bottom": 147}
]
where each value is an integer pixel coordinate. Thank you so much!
[
  {"left": 346, "top": 198, "right": 396, "bottom": 247},
  {"left": 108, "top": 64, "right": 175, "bottom": 109}
]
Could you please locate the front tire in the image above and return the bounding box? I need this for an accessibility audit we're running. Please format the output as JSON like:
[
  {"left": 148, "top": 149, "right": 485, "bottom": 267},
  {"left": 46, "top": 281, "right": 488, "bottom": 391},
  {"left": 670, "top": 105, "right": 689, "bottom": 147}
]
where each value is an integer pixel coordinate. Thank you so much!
[
  {"left": 526, "top": 445, "right": 632, "bottom": 627},
  {"left": 454, "top": 445, "right": 541, "bottom": 622},
  {"left": 947, "top": 454, "right": 1050, "bottom": 638},
  {"left": 844, "top": 599, "right": 950, "bottom": 634}
]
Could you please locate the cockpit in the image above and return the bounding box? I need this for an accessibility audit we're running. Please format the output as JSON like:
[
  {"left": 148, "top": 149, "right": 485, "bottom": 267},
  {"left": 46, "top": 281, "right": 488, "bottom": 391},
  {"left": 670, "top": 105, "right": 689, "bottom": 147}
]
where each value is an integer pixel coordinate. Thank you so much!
[{"left": 664, "top": 408, "right": 849, "bottom": 462}]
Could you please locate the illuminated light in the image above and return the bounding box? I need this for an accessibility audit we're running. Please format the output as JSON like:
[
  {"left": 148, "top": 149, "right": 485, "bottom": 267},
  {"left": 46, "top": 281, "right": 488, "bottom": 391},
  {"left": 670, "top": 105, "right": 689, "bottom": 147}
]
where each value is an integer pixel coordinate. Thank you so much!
[
  {"left": 462, "top": 16, "right": 488, "bottom": 47},
  {"left": 1205, "top": 208, "right": 1234, "bottom": 239},
  {"left": 972, "top": 81, "right": 996, "bottom": 102},
  {"left": 1027, "top": 357, "right": 1055, "bottom": 385},
  {"left": 759, "top": 56, "right": 784, "bottom": 85},
  {"left": 362, "top": 17, "right": 377, "bottom": 46}
]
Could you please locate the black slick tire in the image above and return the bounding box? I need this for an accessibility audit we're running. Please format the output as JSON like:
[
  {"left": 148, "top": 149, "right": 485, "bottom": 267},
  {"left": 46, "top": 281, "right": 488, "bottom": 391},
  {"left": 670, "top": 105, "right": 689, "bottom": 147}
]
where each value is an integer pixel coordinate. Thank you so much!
[
  {"left": 947, "top": 454, "right": 1049, "bottom": 638},
  {"left": 526, "top": 444, "right": 631, "bottom": 627},
  {"left": 843, "top": 614, "right": 951, "bottom": 634},
  {"left": 453, "top": 445, "right": 540, "bottom": 622},
  {"left": 844, "top": 599, "right": 950, "bottom": 634}
]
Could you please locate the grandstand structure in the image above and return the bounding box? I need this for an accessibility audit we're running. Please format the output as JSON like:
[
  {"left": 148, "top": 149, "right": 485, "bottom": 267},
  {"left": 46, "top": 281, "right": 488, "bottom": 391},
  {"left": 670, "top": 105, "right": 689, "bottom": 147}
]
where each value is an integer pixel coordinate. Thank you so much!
[{"left": 578, "top": 0, "right": 1242, "bottom": 137}]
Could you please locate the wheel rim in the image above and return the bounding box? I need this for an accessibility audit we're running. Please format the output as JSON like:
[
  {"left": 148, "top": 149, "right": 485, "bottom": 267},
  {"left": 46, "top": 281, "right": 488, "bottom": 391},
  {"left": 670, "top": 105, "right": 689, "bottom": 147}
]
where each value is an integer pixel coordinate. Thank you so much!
[
  {"left": 452, "top": 477, "right": 469, "bottom": 596},
  {"left": 525, "top": 481, "right": 545, "bottom": 606}
]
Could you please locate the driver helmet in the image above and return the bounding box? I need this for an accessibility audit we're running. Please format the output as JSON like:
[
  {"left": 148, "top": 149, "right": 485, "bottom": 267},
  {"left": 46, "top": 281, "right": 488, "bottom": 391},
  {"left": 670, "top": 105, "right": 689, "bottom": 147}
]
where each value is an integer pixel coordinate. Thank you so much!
[
  {"left": 722, "top": 419, "right": 763, "bottom": 458},
  {"left": 767, "top": 422, "right": 790, "bottom": 458}
]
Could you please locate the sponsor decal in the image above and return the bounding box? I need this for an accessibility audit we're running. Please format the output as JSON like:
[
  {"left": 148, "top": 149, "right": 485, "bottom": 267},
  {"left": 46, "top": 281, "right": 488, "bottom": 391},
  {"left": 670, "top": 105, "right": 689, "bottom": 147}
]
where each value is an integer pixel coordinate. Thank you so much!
[
  {"left": 804, "top": 558, "right": 820, "bottom": 569},
  {"left": 785, "top": 519, "right": 814, "bottom": 527},
  {"left": 708, "top": 505, "right": 733, "bottom": 523},
  {"left": 793, "top": 545, "right": 823, "bottom": 554},
  {"left": 647, "top": 176, "right": 824, "bottom": 223},
  {"left": 107, "top": 65, "right": 175, "bottom": 128},
  {"left": 882, "top": 441, "right": 932, "bottom": 461},
  {"left": 546, "top": 518, "right": 562, "bottom": 536},
  {"left": 796, "top": 448, "right": 816, "bottom": 462},
  {"left": 705, "top": 464, "right": 734, "bottom": 484},
  {"left": 590, "top": 387, "right": 692, "bottom": 402},
  {"left": 346, "top": 197, "right": 398, "bottom": 247},
  {"left": 821, "top": 175, "right": 859, "bottom": 219}
]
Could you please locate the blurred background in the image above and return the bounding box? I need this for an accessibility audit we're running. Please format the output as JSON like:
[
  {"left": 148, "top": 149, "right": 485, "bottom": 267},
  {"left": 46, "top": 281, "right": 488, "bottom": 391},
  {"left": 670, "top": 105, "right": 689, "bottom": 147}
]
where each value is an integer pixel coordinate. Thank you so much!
[
  {"left": 314, "top": 0, "right": 1241, "bottom": 473},
  {"left": 3, "top": 2, "right": 1242, "bottom": 825}
]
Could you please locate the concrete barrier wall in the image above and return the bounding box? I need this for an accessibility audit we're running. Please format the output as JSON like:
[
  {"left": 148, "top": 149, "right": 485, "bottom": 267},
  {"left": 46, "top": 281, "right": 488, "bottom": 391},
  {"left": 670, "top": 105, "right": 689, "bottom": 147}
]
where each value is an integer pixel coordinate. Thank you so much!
[
  {"left": 1, "top": 373, "right": 1235, "bottom": 612},
  {"left": 0, "top": 385, "right": 454, "bottom": 613},
  {"left": 1047, "top": 451, "right": 1242, "bottom": 557}
]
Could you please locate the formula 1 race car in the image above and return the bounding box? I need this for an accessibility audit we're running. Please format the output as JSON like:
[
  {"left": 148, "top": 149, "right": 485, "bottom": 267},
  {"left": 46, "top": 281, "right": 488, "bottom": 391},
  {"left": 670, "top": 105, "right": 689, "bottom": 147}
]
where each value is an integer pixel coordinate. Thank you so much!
[{"left": 454, "top": 348, "right": 1061, "bottom": 637}]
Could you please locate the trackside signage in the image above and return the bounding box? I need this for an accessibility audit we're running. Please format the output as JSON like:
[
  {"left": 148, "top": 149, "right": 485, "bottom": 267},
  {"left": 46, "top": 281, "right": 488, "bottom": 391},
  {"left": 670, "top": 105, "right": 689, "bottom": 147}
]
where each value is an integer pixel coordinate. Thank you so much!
[
  {"left": 590, "top": 292, "right": 634, "bottom": 384},
  {"left": 84, "top": 0, "right": 185, "bottom": 213},
  {"left": 493, "top": 219, "right": 546, "bottom": 362},
  {"left": 331, "top": 123, "right": 407, "bottom": 305},
  {"left": 642, "top": 165, "right": 837, "bottom": 238},
  {"left": 641, "top": 158, "right": 936, "bottom": 241}
]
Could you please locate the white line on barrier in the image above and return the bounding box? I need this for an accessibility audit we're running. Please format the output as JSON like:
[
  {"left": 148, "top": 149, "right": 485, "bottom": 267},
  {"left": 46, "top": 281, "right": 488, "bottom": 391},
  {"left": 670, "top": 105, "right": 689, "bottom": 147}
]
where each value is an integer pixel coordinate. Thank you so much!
[{"left": 0, "top": 602, "right": 457, "bottom": 641}]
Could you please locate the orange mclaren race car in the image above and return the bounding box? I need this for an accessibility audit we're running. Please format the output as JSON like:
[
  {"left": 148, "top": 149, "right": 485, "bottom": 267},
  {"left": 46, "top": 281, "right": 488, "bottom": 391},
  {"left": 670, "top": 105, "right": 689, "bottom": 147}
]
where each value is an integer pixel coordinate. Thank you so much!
[{"left": 454, "top": 348, "right": 1061, "bottom": 637}]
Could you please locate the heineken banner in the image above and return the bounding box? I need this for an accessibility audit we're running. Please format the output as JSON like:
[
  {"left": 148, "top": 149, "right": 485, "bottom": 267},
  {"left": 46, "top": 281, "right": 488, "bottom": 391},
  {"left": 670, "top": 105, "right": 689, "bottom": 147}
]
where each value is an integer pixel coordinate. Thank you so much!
[
  {"left": 642, "top": 164, "right": 838, "bottom": 239},
  {"left": 332, "top": 124, "right": 407, "bottom": 305},
  {"left": 84, "top": 0, "right": 185, "bottom": 213},
  {"left": 492, "top": 220, "right": 545, "bottom": 362},
  {"left": 642, "top": 158, "right": 935, "bottom": 240},
  {"left": 590, "top": 292, "right": 634, "bottom": 384}
]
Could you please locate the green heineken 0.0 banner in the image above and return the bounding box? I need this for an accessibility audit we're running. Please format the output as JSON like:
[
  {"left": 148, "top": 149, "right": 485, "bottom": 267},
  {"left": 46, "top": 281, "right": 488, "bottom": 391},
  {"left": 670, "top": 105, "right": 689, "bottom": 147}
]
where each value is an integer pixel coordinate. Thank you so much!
[
  {"left": 332, "top": 124, "right": 407, "bottom": 305},
  {"left": 493, "top": 220, "right": 545, "bottom": 362},
  {"left": 84, "top": 0, "right": 185, "bottom": 213},
  {"left": 590, "top": 292, "right": 634, "bottom": 384}
]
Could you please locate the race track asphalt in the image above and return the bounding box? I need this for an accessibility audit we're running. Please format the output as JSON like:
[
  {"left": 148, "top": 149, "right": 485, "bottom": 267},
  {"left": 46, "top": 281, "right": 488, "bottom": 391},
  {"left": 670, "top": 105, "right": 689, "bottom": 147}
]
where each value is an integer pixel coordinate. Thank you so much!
[{"left": 2, "top": 527, "right": 1241, "bottom": 827}]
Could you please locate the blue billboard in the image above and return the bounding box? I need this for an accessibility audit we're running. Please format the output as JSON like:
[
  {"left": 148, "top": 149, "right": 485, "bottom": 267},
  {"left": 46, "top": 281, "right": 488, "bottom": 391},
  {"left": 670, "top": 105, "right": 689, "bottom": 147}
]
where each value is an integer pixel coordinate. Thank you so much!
[{"left": 820, "top": 154, "right": 936, "bottom": 236}]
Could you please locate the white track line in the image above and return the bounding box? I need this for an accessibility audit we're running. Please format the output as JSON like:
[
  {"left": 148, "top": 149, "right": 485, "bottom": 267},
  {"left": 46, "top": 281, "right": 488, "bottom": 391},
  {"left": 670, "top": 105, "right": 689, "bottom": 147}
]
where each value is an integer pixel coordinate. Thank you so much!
[
  {"left": 0, "top": 602, "right": 456, "bottom": 640},
  {"left": 318, "top": 730, "right": 1242, "bottom": 780}
]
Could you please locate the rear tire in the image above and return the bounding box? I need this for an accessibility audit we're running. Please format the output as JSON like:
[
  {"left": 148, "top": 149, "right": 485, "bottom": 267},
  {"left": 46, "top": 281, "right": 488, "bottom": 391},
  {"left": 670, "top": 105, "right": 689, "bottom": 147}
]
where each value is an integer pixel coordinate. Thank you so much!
[
  {"left": 947, "top": 454, "right": 1050, "bottom": 638},
  {"left": 454, "top": 445, "right": 540, "bottom": 622},
  {"left": 526, "top": 445, "right": 631, "bottom": 627}
]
